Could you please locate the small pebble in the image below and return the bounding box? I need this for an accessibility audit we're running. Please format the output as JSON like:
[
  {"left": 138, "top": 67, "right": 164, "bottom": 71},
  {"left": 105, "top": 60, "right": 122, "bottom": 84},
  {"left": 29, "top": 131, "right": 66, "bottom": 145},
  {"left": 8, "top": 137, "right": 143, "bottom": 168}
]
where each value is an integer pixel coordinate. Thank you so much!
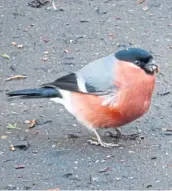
[
  {"left": 128, "top": 150, "right": 135, "bottom": 153},
  {"left": 115, "top": 177, "right": 121, "bottom": 181},
  {"left": 151, "top": 156, "right": 157, "bottom": 160}
]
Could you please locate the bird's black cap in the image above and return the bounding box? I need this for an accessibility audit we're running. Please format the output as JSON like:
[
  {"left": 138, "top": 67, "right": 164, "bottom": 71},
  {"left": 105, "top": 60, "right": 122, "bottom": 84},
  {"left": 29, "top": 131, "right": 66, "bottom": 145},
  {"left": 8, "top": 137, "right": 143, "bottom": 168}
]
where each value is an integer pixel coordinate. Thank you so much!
[
  {"left": 115, "top": 48, "right": 158, "bottom": 74},
  {"left": 115, "top": 48, "right": 152, "bottom": 64}
]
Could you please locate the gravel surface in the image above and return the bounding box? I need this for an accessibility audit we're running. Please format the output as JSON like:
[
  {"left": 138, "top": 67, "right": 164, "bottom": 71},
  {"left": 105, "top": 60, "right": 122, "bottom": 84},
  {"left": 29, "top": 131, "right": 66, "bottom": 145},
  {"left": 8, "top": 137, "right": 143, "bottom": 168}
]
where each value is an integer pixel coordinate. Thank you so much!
[{"left": 1, "top": 0, "right": 172, "bottom": 189}]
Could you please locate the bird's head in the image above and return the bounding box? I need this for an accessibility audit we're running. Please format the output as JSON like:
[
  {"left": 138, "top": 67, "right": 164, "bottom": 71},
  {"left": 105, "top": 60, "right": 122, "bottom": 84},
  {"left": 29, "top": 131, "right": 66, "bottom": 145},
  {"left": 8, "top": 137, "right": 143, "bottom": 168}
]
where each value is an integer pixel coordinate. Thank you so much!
[{"left": 115, "top": 48, "right": 159, "bottom": 75}]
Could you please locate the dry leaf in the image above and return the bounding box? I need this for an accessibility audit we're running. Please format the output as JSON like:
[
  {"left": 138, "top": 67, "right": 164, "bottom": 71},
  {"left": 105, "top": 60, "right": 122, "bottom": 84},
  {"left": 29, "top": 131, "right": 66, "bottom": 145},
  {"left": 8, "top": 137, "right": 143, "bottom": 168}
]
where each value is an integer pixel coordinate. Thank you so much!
[
  {"left": 9, "top": 144, "right": 15, "bottom": 151},
  {"left": 15, "top": 165, "right": 25, "bottom": 169},
  {"left": 47, "top": 188, "right": 60, "bottom": 191},
  {"left": 142, "top": 6, "right": 148, "bottom": 11},
  {"left": 99, "top": 167, "right": 111, "bottom": 173},
  {"left": 136, "top": 0, "right": 145, "bottom": 4},
  {"left": 1, "top": 135, "right": 8, "bottom": 139},
  {"left": 42, "top": 57, "right": 48, "bottom": 61},
  {"left": 162, "top": 128, "right": 172, "bottom": 132},
  {"left": 7, "top": 123, "right": 21, "bottom": 130},
  {"left": 17, "top": 44, "right": 24, "bottom": 48},
  {"left": 1, "top": 54, "right": 10, "bottom": 59},
  {"left": 64, "top": 49, "right": 69, "bottom": 53},
  {"left": 29, "top": 120, "right": 36, "bottom": 128},
  {"left": 25, "top": 119, "right": 36, "bottom": 128},
  {"left": 7, "top": 123, "right": 17, "bottom": 129},
  {"left": 5, "top": 75, "right": 26, "bottom": 81},
  {"left": 12, "top": 42, "right": 17, "bottom": 46}
]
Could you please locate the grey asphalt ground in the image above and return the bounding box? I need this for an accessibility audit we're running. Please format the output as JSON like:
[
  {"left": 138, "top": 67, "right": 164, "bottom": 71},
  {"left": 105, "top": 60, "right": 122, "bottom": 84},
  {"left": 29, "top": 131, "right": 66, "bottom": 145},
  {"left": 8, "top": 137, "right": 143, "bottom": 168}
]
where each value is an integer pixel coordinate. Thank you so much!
[{"left": 0, "top": 0, "right": 172, "bottom": 190}]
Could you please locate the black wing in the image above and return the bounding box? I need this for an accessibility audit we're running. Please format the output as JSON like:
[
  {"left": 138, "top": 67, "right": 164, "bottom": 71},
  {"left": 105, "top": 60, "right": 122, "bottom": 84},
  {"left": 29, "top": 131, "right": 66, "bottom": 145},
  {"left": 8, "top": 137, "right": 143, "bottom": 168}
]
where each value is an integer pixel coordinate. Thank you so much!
[{"left": 41, "top": 73, "right": 80, "bottom": 92}]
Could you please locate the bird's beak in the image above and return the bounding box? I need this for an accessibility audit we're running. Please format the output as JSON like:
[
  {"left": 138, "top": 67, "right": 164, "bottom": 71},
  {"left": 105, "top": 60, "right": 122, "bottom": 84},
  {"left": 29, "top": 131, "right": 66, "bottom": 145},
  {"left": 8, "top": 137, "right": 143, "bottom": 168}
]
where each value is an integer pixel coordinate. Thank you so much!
[
  {"left": 145, "top": 59, "right": 159, "bottom": 74},
  {"left": 150, "top": 59, "right": 159, "bottom": 73}
]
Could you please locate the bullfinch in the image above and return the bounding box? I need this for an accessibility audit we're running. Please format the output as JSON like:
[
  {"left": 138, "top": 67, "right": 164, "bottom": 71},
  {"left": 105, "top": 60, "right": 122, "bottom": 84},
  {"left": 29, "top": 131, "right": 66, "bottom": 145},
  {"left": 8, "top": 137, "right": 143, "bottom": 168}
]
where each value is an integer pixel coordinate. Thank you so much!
[{"left": 6, "top": 48, "right": 158, "bottom": 148}]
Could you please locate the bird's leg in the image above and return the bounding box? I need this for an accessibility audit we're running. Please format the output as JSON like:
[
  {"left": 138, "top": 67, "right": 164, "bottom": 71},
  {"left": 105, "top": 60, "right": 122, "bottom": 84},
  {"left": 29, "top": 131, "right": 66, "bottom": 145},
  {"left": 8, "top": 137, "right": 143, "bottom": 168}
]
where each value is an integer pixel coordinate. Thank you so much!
[
  {"left": 105, "top": 129, "right": 139, "bottom": 141},
  {"left": 88, "top": 129, "right": 119, "bottom": 148}
]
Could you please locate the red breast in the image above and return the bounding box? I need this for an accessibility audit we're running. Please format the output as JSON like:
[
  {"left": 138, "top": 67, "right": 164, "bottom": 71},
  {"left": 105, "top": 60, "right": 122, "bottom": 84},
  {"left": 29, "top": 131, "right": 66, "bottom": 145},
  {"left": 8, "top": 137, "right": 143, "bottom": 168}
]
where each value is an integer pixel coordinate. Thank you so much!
[{"left": 71, "top": 60, "right": 156, "bottom": 129}]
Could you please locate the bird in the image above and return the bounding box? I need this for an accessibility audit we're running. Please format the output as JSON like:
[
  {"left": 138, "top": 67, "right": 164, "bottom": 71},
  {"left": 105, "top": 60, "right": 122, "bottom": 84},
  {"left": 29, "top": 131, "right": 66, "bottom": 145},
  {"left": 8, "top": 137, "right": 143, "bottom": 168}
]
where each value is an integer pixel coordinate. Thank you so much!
[{"left": 6, "top": 48, "right": 159, "bottom": 148}]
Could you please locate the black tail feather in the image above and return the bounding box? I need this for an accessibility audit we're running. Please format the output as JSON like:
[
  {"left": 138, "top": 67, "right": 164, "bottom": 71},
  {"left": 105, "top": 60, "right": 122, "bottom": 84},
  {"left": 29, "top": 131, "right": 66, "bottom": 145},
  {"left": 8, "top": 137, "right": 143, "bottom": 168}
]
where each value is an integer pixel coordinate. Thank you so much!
[{"left": 6, "top": 87, "right": 62, "bottom": 98}]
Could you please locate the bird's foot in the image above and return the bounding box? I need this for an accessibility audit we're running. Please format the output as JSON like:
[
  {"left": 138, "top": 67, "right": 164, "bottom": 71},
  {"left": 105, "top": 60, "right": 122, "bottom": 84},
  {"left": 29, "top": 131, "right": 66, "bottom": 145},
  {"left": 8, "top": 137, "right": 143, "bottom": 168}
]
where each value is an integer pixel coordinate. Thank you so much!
[
  {"left": 88, "top": 128, "right": 120, "bottom": 148},
  {"left": 87, "top": 139, "right": 119, "bottom": 148},
  {"left": 105, "top": 129, "right": 139, "bottom": 141}
]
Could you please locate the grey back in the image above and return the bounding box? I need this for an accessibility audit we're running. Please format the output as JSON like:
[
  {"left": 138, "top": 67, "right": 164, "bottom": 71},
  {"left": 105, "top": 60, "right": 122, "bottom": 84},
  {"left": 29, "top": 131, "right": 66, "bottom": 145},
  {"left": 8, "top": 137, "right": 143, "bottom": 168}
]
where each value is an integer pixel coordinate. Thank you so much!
[{"left": 76, "top": 54, "right": 117, "bottom": 94}]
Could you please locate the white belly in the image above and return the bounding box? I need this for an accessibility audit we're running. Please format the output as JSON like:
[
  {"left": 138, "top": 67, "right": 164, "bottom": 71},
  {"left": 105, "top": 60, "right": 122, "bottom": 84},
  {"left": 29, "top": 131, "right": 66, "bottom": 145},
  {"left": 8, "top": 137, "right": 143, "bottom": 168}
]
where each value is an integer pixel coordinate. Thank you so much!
[{"left": 50, "top": 89, "right": 76, "bottom": 116}]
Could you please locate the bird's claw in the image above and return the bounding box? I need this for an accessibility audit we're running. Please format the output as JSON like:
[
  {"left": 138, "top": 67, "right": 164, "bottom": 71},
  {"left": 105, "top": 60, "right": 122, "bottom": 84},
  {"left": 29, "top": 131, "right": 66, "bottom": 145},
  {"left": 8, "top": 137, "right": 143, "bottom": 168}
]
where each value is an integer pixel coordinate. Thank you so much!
[
  {"left": 87, "top": 139, "right": 119, "bottom": 148},
  {"left": 105, "top": 131, "right": 139, "bottom": 141}
]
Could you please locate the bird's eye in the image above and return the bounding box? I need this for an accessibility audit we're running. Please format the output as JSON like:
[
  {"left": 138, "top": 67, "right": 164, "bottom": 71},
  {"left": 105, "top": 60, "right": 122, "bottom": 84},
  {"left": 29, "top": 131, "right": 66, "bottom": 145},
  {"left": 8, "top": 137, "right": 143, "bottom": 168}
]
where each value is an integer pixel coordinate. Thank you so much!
[{"left": 134, "top": 60, "right": 141, "bottom": 66}]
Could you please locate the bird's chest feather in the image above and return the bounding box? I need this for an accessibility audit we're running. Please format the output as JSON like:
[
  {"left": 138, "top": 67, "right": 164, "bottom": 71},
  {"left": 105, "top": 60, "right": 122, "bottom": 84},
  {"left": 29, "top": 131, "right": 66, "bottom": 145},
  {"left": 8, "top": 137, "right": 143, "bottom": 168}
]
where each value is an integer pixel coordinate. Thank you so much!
[
  {"left": 70, "top": 62, "right": 155, "bottom": 128},
  {"left": 116, "top": 80, "right": 154, "bottom": 125},
  {"left": 114, "top": 62, "right": 155, "bottom": 125}
]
